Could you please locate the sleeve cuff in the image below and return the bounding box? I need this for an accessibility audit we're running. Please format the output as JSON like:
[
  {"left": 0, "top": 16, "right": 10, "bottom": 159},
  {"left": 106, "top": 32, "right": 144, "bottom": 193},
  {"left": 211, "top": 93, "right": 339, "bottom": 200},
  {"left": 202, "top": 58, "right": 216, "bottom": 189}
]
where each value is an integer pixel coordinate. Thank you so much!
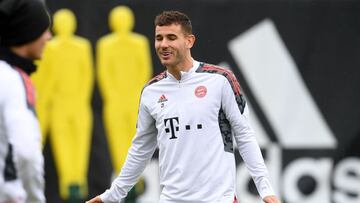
[{"left": 257, "top": 178, "right": 276, "bottom": 199}]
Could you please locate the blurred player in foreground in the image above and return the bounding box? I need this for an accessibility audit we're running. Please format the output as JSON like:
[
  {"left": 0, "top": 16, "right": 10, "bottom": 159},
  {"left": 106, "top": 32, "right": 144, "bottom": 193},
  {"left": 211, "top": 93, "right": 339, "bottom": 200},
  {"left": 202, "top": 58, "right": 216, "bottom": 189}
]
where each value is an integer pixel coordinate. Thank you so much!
[
  {"left": 87, "top": 10, "right": 281, "bottom": 203},
  {"left": 0, "top": 0, "right": 51, "bottom": 202}
]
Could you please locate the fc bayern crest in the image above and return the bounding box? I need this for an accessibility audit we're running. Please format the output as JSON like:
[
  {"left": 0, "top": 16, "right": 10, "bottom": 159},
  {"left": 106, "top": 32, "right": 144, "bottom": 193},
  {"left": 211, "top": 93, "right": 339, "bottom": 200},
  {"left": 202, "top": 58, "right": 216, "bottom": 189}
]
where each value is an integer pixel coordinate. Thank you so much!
[{"left": 195, "top": 85, "right": 207, "bottom": 98}]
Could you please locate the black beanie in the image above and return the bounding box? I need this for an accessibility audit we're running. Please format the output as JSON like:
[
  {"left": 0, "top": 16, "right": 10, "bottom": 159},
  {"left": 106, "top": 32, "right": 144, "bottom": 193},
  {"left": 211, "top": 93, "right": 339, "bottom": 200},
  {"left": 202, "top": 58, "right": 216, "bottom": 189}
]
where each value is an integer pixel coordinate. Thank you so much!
[{"left": 0, "top": 0, "right": 50, "bottom": 46}]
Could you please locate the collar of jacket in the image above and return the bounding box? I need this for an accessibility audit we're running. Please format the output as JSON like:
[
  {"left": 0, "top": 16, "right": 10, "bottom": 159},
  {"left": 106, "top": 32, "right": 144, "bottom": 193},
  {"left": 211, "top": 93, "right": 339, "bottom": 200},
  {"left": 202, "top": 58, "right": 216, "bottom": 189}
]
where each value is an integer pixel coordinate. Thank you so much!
[{"left": 0, "top": 46, "right": 37, "bottom": 75}]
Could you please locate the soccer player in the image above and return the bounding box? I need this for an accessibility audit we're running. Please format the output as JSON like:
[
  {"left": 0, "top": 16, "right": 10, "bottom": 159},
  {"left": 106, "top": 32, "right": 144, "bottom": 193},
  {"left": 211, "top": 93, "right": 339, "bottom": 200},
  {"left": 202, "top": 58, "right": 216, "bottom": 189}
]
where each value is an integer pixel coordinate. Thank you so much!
[
  {"left": 87, "top": 10, "right": 281, "bottom": 203},
  {"left": 0, "top": 0, "right": 51, "bottom": 202}
]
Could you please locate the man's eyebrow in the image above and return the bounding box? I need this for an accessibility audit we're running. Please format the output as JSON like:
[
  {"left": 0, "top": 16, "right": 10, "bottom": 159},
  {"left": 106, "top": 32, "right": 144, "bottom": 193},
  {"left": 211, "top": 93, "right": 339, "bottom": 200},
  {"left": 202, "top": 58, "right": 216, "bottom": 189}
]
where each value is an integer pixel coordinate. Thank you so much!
[
  {"left": 155, "top": 33, "right": 177, "bottom": 38},
  {"left": 162, "top": 34, "right": 177, "bottom": 38}
]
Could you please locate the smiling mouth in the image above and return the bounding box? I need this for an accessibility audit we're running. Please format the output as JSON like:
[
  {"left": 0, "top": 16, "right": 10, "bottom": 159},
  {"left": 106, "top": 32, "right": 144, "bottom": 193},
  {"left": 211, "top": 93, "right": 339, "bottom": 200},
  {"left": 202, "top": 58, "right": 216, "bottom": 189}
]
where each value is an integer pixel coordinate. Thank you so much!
[{"left": 160, "top": 51, "right": 172, "bottom": 59}]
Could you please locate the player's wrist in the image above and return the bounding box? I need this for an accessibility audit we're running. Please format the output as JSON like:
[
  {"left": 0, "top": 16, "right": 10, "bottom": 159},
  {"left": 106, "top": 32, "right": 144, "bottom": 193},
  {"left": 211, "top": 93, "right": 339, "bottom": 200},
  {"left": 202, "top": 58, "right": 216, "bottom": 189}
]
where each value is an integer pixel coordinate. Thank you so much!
[{"left": 262, "top": 195, "right": 281, "bottom": 203}]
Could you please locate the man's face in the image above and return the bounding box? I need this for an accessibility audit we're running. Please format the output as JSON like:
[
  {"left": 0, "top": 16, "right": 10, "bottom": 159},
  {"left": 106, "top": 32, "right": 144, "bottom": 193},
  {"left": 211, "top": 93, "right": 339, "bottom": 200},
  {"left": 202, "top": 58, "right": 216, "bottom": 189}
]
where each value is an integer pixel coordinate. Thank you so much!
[
  {"left": 155, "top": 23, "right": 194, "bottom": 68},
  {"left": 26, "top": 29, "right": 52, "bottom": 60}
]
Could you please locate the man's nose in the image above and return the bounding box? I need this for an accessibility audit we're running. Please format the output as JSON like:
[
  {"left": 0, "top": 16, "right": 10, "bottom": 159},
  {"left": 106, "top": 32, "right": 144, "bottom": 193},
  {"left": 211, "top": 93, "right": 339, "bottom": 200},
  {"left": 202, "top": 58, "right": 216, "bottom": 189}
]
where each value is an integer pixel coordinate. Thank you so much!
[
  {"left": 159, "top": 39, "right": 169, "bottom": 47},
  {"left": 46, "top": 30, "right": 53, "bottom": 40}
]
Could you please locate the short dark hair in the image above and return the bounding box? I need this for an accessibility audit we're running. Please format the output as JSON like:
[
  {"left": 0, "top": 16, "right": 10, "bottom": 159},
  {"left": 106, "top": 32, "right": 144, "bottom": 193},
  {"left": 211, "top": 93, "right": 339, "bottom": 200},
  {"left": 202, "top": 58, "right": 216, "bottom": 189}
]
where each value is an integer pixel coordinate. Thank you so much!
[{"left": 154, "top": 11, "right": 192, "bottom": 34}]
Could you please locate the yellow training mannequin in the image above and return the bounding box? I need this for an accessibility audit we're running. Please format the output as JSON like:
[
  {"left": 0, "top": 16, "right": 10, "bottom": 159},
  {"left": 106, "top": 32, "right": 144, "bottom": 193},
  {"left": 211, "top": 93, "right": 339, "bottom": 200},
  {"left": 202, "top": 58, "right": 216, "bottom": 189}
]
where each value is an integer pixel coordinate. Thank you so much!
[
  {"left": 35, "top": 9, "right": 94, "bottom": 201},
  {"left": 97, "top": 6, "right": 152, "bottom": 174}
]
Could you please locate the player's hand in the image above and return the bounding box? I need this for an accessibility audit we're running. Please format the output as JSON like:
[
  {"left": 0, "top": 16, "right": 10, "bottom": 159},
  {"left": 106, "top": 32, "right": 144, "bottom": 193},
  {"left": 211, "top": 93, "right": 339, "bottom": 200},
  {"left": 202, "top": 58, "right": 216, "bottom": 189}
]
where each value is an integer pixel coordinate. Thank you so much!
[
  {"left": 85, "top": 195, "right": 103, "bottom": 203},
  {"left": 263, "top": 195, "right": 281, "bottom": 203}
]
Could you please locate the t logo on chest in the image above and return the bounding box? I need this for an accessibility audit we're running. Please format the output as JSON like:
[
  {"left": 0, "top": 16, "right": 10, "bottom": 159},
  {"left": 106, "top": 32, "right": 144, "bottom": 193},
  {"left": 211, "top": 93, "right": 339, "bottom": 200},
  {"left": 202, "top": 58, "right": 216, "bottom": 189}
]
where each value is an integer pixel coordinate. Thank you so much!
[{"left": 164, "top": 117, "right": 179, "bottom": 139}]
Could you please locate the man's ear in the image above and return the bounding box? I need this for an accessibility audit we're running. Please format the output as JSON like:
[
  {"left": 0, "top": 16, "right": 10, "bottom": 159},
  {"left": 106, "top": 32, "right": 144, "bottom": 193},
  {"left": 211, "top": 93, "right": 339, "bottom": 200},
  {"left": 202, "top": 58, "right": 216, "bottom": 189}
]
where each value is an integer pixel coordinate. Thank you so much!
[{"left": 186, "top": 34, "right": 196, "bottom": 49}]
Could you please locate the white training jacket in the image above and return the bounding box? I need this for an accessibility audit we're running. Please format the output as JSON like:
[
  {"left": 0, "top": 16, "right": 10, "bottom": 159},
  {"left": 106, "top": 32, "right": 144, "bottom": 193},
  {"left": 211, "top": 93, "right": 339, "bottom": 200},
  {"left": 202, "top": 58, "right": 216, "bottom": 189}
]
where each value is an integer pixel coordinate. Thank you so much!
[
  {"left": 0, "top": 60, "right": 45, "bottom": 203},
  {"left": 101, "top": 60, "right": 275, "bottom": 203}
]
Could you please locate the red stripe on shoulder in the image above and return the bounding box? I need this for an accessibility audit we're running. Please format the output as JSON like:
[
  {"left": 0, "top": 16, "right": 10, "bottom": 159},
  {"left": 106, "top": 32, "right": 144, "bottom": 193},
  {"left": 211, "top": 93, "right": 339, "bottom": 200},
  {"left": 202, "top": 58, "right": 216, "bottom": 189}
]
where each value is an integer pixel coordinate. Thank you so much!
[
  {"left": 200, "top": 63, "right": 242, "bottom": 96},
  {"left": 15, "top": 67, "right": 36, "bottom": 107},
  {"left": 147, "top": 71, "right": 167, "bottom": 86}
]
